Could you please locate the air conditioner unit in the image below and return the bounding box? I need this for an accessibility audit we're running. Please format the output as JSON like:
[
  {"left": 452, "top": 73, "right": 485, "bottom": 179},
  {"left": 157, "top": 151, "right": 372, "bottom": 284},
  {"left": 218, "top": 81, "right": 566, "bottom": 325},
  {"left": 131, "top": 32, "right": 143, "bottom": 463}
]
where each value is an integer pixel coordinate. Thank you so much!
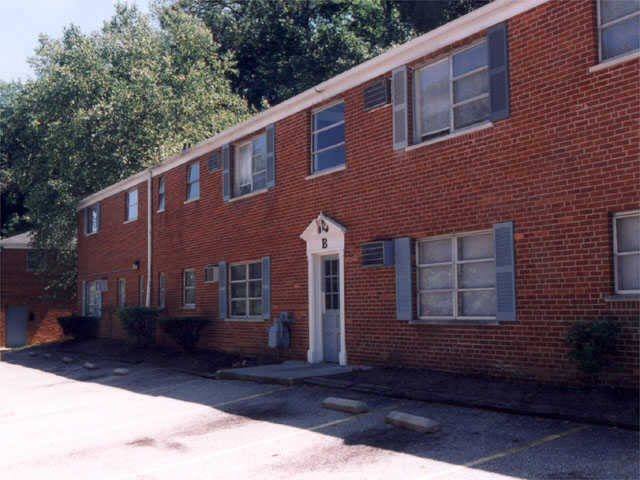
[{"left": 361, "top": 240, "right": 394, "bottom": 267}]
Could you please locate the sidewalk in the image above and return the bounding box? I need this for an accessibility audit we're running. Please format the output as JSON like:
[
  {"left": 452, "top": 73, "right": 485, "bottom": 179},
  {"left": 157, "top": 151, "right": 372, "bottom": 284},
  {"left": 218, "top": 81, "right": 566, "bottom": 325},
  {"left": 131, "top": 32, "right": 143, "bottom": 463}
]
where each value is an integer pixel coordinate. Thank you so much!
[{"left": 304, "top": 367, "right": 639, "bottom": 430}]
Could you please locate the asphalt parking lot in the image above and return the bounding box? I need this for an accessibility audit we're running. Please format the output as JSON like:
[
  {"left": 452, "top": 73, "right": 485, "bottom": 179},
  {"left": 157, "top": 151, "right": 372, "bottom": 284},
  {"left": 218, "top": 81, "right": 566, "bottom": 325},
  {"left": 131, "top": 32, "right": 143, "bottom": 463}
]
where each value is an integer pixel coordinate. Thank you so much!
[{"left": 1, "top": 352, "right": 638, "bottom": 480}]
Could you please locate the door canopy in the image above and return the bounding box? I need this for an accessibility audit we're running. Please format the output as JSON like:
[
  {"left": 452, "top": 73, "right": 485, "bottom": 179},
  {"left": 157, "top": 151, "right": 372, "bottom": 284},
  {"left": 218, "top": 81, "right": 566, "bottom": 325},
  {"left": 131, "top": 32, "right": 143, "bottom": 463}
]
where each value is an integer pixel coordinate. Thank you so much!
[{"left": 300, "top": 213, "right": 346, "bottom": 255}]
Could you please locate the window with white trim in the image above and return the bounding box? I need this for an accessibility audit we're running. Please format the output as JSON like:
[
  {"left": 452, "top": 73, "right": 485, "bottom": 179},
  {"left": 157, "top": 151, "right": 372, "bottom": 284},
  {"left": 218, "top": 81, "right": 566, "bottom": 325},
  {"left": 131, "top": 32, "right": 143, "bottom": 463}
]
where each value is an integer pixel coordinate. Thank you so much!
[
  {"left": 311, "top": 101, "right": 345, "bottom": 173},
  {"left": 414, "top": 41, "right": 489, "bottom": 142},
  {"left": 230, "top": 261, "right": 262, "bottom": 317},
  {"left": 234, "top": 134, "right": 267, "bottom": 196},
  {"left": 158, "top": 273, "right": 166, "bottom": 309},
  {"left": 86, "top": 281, "right": 102, "bottom": 317},
  {"left": 117, "top": 278, "right": 126, "bottom": 307},
  {"left": 417, "top": 231, "right": 496, "bottom": 320},
  {"left": 186, "top": 163, "right": 200, "bottom": 201},
  {"left": 87, "top": 204, "right": 99, "bottom": 234},
  {"left": 598, "top": 0, "right": 639, "bottom": 61},
  {"left": 614, "top": 211, "right": 639, "bottom": 294},
  {"left": 26, "top": 251, "right": 46, "bottom": 272},
  {"left": 183, "top": 269, "right": 195, "bottom": 307},
  {"left": 125, "top": 189, "right": 138, "bottom": 221},
  {"left": 158, "top": 177, "right": 165, "bottom": 211}
]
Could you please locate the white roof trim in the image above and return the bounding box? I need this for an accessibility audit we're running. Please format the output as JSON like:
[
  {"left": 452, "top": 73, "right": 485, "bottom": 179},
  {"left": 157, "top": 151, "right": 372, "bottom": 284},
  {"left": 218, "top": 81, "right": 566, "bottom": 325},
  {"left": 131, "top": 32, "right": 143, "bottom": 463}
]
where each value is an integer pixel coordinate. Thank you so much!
[
  {"left": 0, "top": 231, "right": 33, "bottom": 249},
  {"left": 78, "top": 0, "right": 550, "bottom": 210}
]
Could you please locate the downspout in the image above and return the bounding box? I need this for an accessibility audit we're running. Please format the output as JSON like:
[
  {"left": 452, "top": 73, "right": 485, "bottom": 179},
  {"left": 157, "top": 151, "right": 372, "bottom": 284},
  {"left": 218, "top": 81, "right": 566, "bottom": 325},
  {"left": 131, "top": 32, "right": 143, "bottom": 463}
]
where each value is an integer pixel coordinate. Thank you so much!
[{"left": 146, "top": 168, "right": 152, "bottom": 307}]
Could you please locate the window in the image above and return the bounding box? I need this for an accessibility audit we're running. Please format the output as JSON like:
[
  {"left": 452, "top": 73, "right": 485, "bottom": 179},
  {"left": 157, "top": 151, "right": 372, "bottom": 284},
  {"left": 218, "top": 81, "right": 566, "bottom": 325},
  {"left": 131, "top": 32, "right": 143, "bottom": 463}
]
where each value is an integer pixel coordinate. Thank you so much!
[
  {"left": 87, "top": 281, "right": 102, "bottom": 317},
  {"left": 415, "top": 41, "right": 489, "bottom": 142},
  {"left": 234, "top": 134, "right": 267, "bottom": 196},
  {"left": 139, "top": 275, "right": 145, "bottom": 306},
  {"left": 417, "top": 231, "right": 496, "bottom": 320},
  {"left": 598, "top": 0, "right": 640, "bottom": 61},
  {"left": 205, "top": 264, "right": 219, "bottom": 283},
  {"left": 186, "top": 163, "right": 200, "bottom": 201},
  {"left": 230, "top": 261, "right": 262, "bottom": 317},
  {"left": 614, "top": 211, "right": 640, "bottom": 294},
  {"left": 311, "top": 101, "right": 345, "bottom": 173},
  {"left": 183, "top": 269, "right": 195, "bottom": 307},
  {"left": 26, "top": 251, "right": 46, "bottom": 272},
  {"left": 117, "top": 278, "right": 126, "bottom": 307},
  {"left": 158, "top": 273, "right": 166, "bottom": 309},
  {"left": 126, "top": 189, "right": 138, "bottom": 221},
  {"left": 86, "top": 204, "right": 99, "bottom": 234},
  {"left": 158, "top": 177, "right": 165, "bottom": 211}
]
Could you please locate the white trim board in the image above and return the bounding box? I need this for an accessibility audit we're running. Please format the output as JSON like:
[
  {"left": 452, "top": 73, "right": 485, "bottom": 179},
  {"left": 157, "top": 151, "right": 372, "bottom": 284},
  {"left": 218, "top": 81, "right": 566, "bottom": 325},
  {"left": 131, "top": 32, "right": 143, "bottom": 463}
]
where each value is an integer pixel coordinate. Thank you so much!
[{"left": 77, "top": 0, "right": 551, "bottom": 210}]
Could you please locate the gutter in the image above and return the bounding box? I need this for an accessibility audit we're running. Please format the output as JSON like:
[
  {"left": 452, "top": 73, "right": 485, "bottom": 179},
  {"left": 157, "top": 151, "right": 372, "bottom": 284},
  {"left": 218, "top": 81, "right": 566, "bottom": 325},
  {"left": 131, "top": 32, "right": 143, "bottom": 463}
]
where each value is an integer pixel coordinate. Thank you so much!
[{"left": 146, "top": 168, "right": 152, "bottom": 307}]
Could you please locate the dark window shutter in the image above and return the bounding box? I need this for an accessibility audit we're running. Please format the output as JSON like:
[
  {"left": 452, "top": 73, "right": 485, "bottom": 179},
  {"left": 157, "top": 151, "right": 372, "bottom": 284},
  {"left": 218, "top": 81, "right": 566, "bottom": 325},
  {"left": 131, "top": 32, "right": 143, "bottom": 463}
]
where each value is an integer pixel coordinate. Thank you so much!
[
  {"left": 83, "top": 208, "right": 88, "bottom": 235},
  {"left": 493, "top": 221, "right": 516, "bottom": 322},
  {"left": 262, "top": 256, "right": 271, "bottom": 319},
  {"left": 392, "top": 66, "right": 408, "bottom": 150},
  {"left": 96, "top": 204, "right": 100, "bottom": 231},
  {"left": 218, "top": 261, "right": 227, "bottom": 319},
  {"left": 487, "top": 22, "right": 509, "bottom": 122},
  {"left": 222, "top": 144, "right": 231, "bottom": 201},
  {"left": 394, "top": 237, "right": 412, "bottom": 320},
  {"left": 81, "top": 280, "right": 86, "bottom": 316},
  {"left": 207, "top": 151, "right": 220, "bottom": 171},
  {"left": 265, "top": 124, "right": 275, "bottom": 187}
]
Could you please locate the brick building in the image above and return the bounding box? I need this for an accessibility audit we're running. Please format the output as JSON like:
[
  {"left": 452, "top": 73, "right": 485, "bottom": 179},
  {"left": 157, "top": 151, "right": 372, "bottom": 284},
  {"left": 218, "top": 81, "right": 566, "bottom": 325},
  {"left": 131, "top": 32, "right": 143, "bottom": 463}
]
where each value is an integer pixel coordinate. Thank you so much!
[
  {"left": 0, "top": 232, "right": 70, "bottom": 347},
  {"left": 76, "top": 0, "right": 639, "bottom": 386}
]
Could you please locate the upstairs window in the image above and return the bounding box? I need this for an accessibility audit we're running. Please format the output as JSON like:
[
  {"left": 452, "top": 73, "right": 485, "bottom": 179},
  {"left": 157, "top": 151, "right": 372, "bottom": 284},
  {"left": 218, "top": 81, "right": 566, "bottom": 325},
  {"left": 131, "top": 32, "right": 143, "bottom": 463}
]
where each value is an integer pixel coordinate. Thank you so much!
[
  {"left": 158, "top": 177, "right": 165, "bottom": 211},
  {"left": 26, "top": 251, "right": 46, "bottom": 272},
  {"left": 125, "top": 189, "right": 138, "bottom": 221},
  {"left": 311, "top": 101, "right": 345, "bottom": 173},
  {"left": 234, "top": 134, "right": 267, "bottom": 196},
  {"left": 415, "top": 41, "right": 489, "bottom": 142},
  {"left": 598, "top": 0, "right": 640, "bottom": 61},
  {"left": 614, "top": 211, "right": 640, "bottom": 294},
  {"left": 86, "top": 204, "right": 100, "bottom": 234},
  {"left": 186, "top": 163, "right": 200, "bottom": 201}
]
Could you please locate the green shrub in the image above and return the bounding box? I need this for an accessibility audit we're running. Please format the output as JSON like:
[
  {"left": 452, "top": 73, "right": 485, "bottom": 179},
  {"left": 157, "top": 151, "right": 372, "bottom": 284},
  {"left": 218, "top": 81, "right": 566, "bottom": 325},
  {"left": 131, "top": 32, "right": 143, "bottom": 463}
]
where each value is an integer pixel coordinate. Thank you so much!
[
  {"left": 57, "top": 316, "right": 98, "bottom": 339},
  {"left": 159, "top": 317, "right": 210, "bottom": 352},
  {"left": 565, "top": 319, "right": 618, "bottom": 376},
  {"left": 117, "top": 306, "right": 158, "bottom": 348}
]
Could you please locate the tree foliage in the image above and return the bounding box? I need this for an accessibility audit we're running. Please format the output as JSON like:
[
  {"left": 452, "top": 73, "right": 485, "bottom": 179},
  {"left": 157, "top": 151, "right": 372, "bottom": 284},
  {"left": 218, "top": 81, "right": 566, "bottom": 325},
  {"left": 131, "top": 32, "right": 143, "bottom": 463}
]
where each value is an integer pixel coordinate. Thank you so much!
[{"left": 0, "top": 4, "right": 250, "bottom": 296}]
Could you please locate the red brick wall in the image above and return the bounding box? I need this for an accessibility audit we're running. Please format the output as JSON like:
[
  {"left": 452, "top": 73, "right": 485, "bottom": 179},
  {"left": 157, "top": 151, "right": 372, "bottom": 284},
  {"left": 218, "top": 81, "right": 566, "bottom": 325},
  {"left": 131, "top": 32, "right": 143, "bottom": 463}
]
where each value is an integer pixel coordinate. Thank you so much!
[
  {"left": 77, "top": 0, "right": 639, "bottom": 386},
  {"left": 1, "top": 248, "right": 70, "bottom": 347}
]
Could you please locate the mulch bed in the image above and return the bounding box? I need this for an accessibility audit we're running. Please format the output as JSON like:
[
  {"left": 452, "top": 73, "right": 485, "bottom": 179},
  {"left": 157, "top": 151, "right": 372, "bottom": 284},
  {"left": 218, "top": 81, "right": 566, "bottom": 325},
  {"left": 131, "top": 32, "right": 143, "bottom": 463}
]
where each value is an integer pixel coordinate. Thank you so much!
[
  {"left": 31, "top": 338, "right": 275, "bottom": 375},
  {"left": 328, "top": 367, "right": 639, "bottom": 430}
]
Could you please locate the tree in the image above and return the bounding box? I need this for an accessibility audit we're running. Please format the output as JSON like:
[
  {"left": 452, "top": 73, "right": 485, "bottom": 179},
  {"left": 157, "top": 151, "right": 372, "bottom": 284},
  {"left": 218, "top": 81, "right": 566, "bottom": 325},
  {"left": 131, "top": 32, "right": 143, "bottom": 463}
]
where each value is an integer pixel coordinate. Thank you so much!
[
  {"left": 179, "top": 0, "right": 493, "bottom": 110},
  {"left": 179, "top": 0, "right": 414, "bottom": 109},
  {"left": 0, "top": 3, "right": 251, "bottom": 296}
]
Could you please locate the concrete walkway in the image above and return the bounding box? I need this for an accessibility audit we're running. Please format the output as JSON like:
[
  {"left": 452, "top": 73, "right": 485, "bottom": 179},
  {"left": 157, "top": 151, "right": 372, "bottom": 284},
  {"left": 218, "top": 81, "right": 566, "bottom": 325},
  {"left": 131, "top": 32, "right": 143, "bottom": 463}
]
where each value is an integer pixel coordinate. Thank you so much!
[{"left": 216, "top": 360, "right": 354, "bottom": 385}]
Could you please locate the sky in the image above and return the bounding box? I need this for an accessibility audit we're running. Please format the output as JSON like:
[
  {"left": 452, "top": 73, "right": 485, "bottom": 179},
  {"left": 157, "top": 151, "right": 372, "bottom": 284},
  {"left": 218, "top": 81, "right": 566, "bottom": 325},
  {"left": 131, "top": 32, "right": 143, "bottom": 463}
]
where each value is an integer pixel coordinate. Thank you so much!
[{"left": 0, "top": 0, "right": 151, "bottom": 82}]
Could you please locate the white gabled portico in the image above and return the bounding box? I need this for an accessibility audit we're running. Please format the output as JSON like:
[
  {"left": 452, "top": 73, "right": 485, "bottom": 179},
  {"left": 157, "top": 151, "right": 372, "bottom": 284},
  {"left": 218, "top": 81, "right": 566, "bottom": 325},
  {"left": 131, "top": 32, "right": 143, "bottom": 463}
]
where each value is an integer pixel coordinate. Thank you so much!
[{"left": 300, "top": 213, "right": 347, "bottom": 366}]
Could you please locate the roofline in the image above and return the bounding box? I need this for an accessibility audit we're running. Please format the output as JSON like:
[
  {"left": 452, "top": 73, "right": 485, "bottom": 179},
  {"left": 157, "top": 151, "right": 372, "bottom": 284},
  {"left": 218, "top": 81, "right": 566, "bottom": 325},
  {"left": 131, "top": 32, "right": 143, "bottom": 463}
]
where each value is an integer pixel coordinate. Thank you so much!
[
  {"left": 0, "top": 232, "right": 33, "bottom": 249},
  {"left": 77, "top": 0, "right": 550, "bottom": 211}
]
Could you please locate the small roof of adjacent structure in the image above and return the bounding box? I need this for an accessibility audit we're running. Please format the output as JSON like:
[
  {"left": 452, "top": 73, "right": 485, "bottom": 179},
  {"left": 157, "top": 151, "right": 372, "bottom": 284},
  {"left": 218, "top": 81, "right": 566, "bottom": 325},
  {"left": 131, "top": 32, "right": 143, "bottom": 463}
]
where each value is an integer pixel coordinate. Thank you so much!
[{"left": 0, "top": 231, "right": 33, "bottom": 249}]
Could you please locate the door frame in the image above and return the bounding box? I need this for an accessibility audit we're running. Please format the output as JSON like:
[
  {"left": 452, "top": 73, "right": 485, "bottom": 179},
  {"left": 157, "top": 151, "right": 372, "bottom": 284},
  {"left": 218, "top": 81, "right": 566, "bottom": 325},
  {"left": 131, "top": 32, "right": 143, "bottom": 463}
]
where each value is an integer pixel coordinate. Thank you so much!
[{"left": 301, "top": 214, "right": 347, "bottom": 366}]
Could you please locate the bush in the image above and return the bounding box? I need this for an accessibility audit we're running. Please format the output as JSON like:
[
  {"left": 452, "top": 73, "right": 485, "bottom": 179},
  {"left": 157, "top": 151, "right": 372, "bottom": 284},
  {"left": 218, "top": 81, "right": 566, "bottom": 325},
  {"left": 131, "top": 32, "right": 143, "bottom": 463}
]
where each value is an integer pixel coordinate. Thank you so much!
[
  {"left": 565, "top": 319, "right": 618, "bottom": 376},
  {"left": 159, "top": 317, "right": 210, "bottom": 352},
  {"left": 117, "top": 306, "right": 158, "bottom": 348},
  {"left": 57, "top": 316, "right": 98, "bottom": 339}
]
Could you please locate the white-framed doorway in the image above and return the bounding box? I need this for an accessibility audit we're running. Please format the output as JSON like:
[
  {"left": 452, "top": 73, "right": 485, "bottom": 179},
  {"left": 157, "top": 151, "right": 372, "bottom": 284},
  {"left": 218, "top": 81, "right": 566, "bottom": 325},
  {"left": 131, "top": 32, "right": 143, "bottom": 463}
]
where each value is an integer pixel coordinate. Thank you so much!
[{"left": 300, "top": 213, "right": 347, "bottom": 365}]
